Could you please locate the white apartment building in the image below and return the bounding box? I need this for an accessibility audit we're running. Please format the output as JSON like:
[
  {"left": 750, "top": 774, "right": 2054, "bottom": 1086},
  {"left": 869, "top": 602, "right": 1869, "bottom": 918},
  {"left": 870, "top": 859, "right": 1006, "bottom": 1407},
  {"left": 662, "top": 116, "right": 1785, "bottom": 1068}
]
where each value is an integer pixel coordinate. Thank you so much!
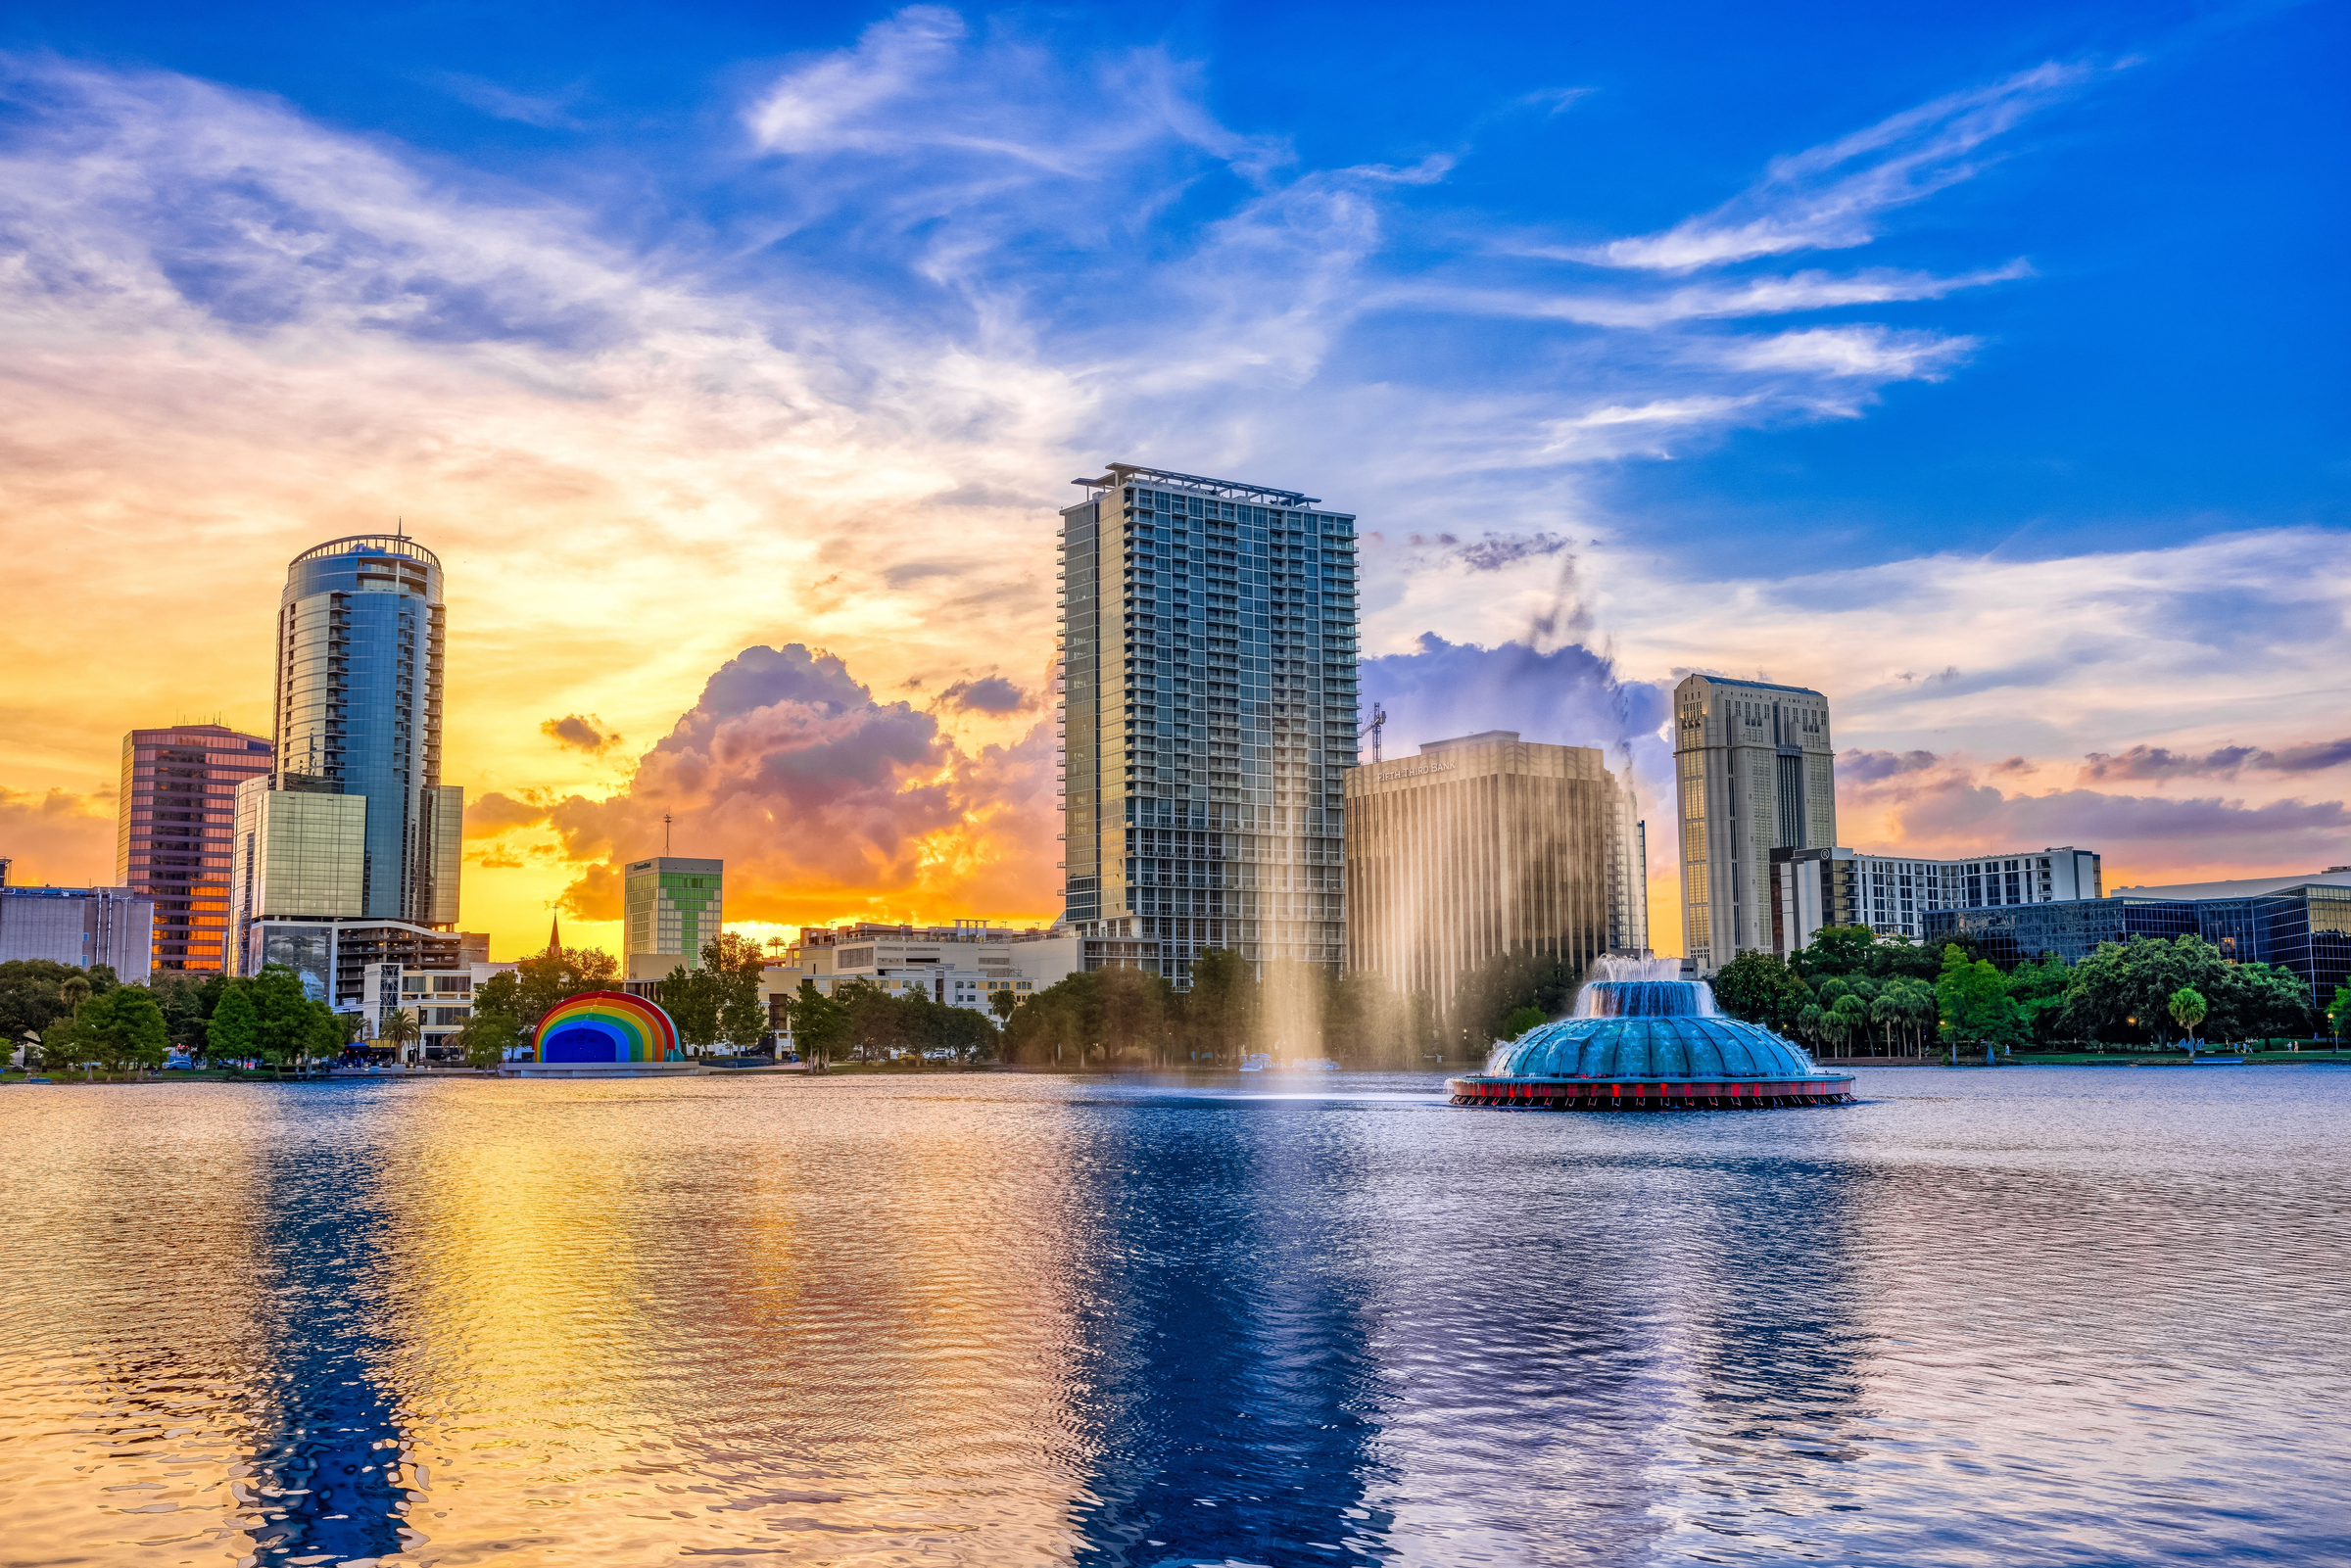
[
  {"left": 759, "top": 921, "right": 1082, "bottom": 1043},
  {"left": 1773, "top": 844, "right": 2102, "bottom": 956}
]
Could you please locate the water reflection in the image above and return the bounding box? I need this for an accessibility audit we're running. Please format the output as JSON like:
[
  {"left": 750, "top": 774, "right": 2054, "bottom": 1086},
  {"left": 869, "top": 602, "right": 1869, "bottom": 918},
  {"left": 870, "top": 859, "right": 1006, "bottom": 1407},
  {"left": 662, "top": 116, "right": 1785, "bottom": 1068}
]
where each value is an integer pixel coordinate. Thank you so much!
[
  {"left": 6, "top": 1069, "right": 2351, "bottom": 1566},
  {"left": 238, "top": 1116, "right": 416, "bottom": 1563},
  {"left": 1059, "top": 1094, "right": 1393, "bottom": 1564}
]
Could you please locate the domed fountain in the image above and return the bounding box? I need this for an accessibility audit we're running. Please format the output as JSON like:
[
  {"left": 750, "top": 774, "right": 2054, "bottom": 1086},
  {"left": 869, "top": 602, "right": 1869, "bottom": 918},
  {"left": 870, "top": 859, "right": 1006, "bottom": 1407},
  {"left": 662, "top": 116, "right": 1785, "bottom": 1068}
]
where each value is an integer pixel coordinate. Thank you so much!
[{"left": 1448, "top": 956, "right": 1854, "bottom": 1112}]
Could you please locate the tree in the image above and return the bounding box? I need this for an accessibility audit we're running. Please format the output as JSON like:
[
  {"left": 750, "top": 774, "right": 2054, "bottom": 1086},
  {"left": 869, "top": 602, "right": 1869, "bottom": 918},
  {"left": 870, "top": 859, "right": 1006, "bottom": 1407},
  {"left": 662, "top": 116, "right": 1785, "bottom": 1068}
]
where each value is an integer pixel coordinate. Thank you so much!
[
  {"left": 701, "top": 933, "right": 771, "bottom": 1055},
  {"left": 379, "top": 1007, "right": 421, "bottom": 1064},
  {"left": 1502, "top": 1005, "right": 1547, "bottom": 1038},
  {"left": 248, "top": 965, "right": 325, "bottom": 1068},
  {"left": 988, "top": 988, "right": 1020, "bottom": 1025},
  {"left": 147, "top": 971, "right": 216, "bottom": 1054},
  {"left": 474, "top": 970, "right": 524, "bottom": 1024},
  {"left": 2004, "top": 955, "right": 2074, "bottom": 1043},
  {"left": 1711, "top": 951, "right": 1813, "bottom": 1031},
  {"left": 71, "top": 987, "right": 170, "bottom": 1075},
  {"left": 2200, "top": 962, "right": 2310, "bottom": 1043},
  {"left": 456, "top": 1011, "right": 521, "bottom": 1069},
  {"left": 513, "top": 944, "right": 620, "bottom": 1026},
  {"left": 1443, "top": 949, "right": 1579, "bottom": 1055},
  {"left": 0, "top": 960, "right": 81, "bottom": 1045},
  {"left": 2329, "top": 984, "right": 2351, "bottom": 1042},
  {"left": 1181, "top": 949, "right": 1256, "bottom": 1065},
  {"left": 207, "top": 986, "right": 259, "bottom": 1064},
  {"left": 2168, "top": 986, "right": 2207, "bottom": 1046},
  {"left": 662, "top": 964, "right": 723, "bottom": 1056},
  {"left": 792, "top": 980, "right": 847, "bottom": 1069},
  {"left": 1937, "top": 944, "right": 2024, "bottom": 1054},
  {"left": 1792, "top": 925, "right": 1880, "bottom": 981},
  {"left": 2064, "top": 935, "right": 2227, "bottom": 1044}
]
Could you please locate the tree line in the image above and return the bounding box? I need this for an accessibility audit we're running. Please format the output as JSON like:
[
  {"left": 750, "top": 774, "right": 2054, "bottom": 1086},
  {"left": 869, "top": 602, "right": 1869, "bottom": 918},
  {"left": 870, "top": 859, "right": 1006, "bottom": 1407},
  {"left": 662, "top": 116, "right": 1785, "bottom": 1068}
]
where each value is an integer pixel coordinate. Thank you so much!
[
  {"left": 1, "top": 958, "right": 360, "bottom": 1076},
  {"left": 1711, "top": 926, "right": 2330, "bottom": 1053}
]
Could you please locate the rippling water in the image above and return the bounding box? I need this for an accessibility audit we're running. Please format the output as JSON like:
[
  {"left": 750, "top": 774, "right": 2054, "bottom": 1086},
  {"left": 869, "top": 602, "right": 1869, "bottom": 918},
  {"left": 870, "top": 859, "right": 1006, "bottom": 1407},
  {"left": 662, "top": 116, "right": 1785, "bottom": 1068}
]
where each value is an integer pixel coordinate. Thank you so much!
[{"left": 5, "top": 1067, "right": 2348, "bottom": 1566}]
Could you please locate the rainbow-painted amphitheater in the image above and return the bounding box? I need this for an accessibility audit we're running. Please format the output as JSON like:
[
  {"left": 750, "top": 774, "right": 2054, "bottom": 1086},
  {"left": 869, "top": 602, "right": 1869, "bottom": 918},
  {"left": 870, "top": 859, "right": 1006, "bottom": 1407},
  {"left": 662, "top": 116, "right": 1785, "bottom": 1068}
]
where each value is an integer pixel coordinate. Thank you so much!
[{"left": 511, "top": 990, "right": 691, "bottom": 1075}]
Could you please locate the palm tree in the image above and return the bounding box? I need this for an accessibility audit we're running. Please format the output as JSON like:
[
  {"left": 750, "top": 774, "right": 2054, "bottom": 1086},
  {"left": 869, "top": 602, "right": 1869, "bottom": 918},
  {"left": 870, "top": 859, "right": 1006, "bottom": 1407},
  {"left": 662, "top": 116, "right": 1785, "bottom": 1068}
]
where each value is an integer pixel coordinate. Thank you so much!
[{"left": 380, "top": 1008, "right": 421, "bottom": 1065}]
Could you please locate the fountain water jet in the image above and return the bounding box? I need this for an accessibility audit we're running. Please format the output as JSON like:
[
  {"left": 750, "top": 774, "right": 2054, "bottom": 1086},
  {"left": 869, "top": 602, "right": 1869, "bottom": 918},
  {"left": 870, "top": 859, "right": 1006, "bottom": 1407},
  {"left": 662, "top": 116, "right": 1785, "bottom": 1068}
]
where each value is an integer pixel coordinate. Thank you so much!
[{"left": 1453, "top": 954, "right": 1853, "bottom": 1113}]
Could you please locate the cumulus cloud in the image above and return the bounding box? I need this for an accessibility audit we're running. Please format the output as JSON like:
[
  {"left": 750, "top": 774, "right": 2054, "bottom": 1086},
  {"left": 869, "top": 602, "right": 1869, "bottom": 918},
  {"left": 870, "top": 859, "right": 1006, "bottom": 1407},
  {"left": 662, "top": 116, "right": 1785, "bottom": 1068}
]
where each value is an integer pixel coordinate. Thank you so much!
[
  {"left": 0, "top": 30, "right": 2324, "bottom": 949},
  {"left": 465, "top": 791, "right": 552, "bottom": 833},
  {"left": 1362, "top": 631, "right": 1672, "bottom": 808},
  {"left": 533, "top": 644, "right": 1055, "bottom": 926},
  {"left": 541, "top": 713, "right": 625, "bottom": 754}
]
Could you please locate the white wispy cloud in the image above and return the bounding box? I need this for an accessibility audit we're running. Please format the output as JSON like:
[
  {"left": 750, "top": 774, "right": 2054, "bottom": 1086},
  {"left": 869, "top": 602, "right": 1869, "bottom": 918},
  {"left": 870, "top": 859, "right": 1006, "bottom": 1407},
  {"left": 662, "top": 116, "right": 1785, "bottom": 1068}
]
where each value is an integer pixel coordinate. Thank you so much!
[
  {"left": 0, "top": 20, "right": 2279, "bottom": 934},
  {"left": 1717, "top": 324, "right": 1978, "bottom": 379},
  {"left": 1574, "top": 63, "right": 2094, "bottom": 271}
]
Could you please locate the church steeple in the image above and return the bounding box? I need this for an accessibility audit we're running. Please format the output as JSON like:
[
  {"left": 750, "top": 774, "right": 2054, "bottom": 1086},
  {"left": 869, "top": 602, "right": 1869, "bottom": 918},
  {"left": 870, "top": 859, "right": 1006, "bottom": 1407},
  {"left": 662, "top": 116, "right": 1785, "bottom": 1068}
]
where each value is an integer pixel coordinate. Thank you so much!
[{"left": 547, "top": 911, "right": 562, "bottom": 958}]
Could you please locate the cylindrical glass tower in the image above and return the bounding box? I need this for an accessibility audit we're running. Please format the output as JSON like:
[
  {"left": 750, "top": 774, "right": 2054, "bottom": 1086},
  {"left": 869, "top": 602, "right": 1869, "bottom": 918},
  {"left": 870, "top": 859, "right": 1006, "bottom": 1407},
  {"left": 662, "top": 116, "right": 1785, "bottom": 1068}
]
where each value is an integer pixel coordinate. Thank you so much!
[{"left": 272, "top": 535, "right": 459, "bottom": 926}]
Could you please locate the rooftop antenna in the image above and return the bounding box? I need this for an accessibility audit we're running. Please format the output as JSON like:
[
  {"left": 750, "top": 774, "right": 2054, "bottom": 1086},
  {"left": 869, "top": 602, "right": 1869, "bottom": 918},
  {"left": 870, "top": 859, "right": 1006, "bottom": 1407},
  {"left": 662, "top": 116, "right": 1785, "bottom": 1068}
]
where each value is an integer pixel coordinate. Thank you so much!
[{"left": 663, "top": 812, "right": 673, "bottom": 855}]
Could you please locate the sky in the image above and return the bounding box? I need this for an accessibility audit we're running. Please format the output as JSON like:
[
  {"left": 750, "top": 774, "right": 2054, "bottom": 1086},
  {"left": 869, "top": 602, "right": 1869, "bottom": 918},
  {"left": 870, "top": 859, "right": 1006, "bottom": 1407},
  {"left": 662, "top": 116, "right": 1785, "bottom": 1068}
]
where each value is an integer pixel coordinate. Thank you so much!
[{"left": 0, "top": 0, "right": 2343, "bottom": 960}]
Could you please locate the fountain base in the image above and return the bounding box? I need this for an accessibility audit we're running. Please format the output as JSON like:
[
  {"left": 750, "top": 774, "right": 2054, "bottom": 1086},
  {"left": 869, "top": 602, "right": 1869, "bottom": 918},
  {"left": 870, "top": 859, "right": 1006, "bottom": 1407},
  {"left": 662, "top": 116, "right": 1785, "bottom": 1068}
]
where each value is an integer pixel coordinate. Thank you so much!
[{"left": 1446, "top": 1072, "right": 1855, "bottom": 1110}]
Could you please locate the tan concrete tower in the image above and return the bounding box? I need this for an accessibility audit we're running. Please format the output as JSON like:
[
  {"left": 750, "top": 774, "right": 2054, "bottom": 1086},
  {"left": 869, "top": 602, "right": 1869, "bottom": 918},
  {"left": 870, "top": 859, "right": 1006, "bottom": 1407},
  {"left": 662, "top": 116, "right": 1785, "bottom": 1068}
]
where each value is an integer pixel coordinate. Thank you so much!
[{"left": 1672, "top": 675, "right": 1836, "bottom": 972}]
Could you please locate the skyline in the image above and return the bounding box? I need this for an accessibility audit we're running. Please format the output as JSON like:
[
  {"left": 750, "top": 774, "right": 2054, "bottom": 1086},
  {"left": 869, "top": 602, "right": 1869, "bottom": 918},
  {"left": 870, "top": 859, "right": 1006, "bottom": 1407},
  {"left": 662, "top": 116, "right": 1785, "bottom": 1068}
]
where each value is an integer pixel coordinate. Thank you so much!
[{"left": 1, "top": 1, "right": 2345, "bottom": 961}]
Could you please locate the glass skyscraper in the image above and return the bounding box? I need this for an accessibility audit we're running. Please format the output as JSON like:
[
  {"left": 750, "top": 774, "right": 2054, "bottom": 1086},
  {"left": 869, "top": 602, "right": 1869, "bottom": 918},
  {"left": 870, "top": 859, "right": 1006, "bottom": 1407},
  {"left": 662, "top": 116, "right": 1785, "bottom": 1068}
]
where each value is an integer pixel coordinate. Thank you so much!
[
  {"left": 115, "top": 724, "right": 273, "bottom": 971},
  {"left": 1057, "top": 462, "right": 1359, "bottom": 984},
  {"left": 271, "top": 534, "right": 460, "bottom": 925}
]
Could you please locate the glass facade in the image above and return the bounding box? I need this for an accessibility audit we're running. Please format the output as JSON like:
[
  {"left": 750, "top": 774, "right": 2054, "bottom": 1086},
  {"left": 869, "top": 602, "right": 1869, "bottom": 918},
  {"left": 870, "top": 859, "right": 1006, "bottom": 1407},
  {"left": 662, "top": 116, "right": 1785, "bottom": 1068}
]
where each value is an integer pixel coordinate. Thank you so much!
[
  {"left": 230, "top": 777, "right": 367, "bottom": 926},
  {"left": 115, "top": 725, "right": 272, "bottom": 971},
  {"left": 273, "top": 535, "right": 460, "bottom": 925},
  {"left": 1057, "top": 464, "right": 1358, "bottom": 983},
  {"left": 1929, "top": 883, "right": 2351, "bottom": 1014}
]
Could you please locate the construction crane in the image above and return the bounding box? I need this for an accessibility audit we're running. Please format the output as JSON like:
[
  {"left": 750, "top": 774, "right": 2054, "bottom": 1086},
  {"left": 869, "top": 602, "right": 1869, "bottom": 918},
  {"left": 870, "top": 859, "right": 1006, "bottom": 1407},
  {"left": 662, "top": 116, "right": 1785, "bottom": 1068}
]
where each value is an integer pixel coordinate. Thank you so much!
[{"left": 1357, "top": 702, "right": 1388, "bottom": 764}]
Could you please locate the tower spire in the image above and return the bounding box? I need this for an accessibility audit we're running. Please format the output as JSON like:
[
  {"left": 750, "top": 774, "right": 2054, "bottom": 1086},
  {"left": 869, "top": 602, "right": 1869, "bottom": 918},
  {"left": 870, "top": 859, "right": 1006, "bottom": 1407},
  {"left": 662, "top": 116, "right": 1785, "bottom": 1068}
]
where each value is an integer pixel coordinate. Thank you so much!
[{"left": 548, "top": 910, "right": 562, "bottom": 958}]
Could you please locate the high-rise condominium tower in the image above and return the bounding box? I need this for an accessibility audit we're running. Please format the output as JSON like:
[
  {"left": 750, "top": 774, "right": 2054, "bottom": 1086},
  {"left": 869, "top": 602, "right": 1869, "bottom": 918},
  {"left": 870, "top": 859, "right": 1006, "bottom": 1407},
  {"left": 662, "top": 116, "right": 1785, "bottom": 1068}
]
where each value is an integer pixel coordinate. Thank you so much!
[
  {"left": 1673, "top": 674, "right": 1836, "bottom": 972},
  {"left": 267, "top": 534, "right": 461, "bottom": 926},
  {"left": 1058, "top": 463, "right": 1359, "bottom": 983},
  {"left": 116, "top": 724, "right": 273, "bottom": 970}
]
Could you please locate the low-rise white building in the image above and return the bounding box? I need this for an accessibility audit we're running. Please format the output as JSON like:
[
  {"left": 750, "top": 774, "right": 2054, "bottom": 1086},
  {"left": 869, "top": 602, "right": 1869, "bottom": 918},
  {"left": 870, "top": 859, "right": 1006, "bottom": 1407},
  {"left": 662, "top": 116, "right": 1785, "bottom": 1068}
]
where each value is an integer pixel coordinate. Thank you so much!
[
  {"left": 1773, "top": 844, "right": 2102, "bottom": 956},
  {"left": 760, "top": 921, "right": 1081, "bottom": 1045}
]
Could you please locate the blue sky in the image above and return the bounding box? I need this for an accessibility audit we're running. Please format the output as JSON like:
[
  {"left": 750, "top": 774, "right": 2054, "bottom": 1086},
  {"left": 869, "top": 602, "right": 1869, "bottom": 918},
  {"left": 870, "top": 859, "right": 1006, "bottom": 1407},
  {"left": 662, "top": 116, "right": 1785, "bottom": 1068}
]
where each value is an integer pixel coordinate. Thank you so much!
[
  {"left": 14, "top": 0, "right": 2339, "bottom": 565},
  {"left": 1, "top": 0, "right": 2343, "bottom": 944}
]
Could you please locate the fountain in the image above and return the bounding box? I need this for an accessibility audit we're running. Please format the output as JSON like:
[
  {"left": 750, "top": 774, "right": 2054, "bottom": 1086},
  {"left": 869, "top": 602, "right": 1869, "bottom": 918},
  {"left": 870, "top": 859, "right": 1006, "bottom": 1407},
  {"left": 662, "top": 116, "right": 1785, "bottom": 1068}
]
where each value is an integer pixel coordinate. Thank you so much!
[{"left": 1451, "top": 955, "right": 1854, "bottom": 1112}]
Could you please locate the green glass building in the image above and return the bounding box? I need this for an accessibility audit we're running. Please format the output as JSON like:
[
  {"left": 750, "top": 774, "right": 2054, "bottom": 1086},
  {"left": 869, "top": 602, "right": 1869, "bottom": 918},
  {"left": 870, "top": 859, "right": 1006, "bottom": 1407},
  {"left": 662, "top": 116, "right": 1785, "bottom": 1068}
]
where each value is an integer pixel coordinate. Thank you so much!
[{"left": 623, "top": 856, "right": 724, "bottom": 981}]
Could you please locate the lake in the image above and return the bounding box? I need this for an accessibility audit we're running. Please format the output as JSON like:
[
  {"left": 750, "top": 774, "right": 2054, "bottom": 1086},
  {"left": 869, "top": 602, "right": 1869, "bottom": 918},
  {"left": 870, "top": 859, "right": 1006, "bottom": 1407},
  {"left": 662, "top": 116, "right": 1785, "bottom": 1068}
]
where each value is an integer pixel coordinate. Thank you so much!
[{"left": 4, "top": 1066, "right": 2347, "bottom": 1566}]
